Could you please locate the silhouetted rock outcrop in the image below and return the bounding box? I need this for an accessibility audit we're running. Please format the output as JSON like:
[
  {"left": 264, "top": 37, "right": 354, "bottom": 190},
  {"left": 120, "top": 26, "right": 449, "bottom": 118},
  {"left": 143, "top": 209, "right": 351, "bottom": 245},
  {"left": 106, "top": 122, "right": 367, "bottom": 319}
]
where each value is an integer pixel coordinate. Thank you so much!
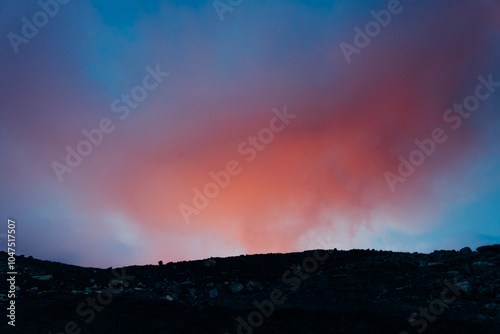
[{"left": 477, "top": 244, "right": 500, "bottom": 254}]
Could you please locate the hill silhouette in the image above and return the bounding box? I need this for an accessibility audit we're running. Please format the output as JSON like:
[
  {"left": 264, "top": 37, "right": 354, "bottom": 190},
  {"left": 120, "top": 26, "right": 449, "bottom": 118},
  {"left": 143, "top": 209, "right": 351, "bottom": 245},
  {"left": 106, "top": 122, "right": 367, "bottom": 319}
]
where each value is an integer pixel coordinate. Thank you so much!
[{"left": 1, "top": 246, "right": 499, "bottom": 333}]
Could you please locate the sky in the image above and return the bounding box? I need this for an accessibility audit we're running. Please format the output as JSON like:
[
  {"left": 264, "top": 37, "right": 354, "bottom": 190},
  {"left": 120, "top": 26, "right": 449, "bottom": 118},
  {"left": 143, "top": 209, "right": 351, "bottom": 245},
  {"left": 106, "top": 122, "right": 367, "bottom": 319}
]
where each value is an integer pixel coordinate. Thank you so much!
[{"left": 1, "top": 0, "right": 500, "bottom": 268}]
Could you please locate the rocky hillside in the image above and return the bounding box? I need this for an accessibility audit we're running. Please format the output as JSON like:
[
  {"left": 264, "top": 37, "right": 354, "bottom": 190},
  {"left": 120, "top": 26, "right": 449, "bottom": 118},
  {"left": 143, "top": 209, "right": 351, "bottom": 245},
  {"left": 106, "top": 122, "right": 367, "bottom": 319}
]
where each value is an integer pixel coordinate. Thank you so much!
[{"left": 1, "top": 245, "right": 499, "bottom": 333}]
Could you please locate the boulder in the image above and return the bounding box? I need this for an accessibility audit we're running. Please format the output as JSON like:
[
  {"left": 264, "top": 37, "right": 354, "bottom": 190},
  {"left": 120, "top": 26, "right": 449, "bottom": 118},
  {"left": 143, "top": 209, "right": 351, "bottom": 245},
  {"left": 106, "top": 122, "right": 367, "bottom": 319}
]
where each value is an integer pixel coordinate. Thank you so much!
[
  {"left": 476, "top": 244, "right": 500, "bottom": 253},
  {"left": 229, "top": 282, "right": 243, "bottom": 294},
  {"left": 459, "top": 247, "right": 472, "bottom": 255},
  {"left": 204, "top": 259, "right": 216, "bottom": 267}
]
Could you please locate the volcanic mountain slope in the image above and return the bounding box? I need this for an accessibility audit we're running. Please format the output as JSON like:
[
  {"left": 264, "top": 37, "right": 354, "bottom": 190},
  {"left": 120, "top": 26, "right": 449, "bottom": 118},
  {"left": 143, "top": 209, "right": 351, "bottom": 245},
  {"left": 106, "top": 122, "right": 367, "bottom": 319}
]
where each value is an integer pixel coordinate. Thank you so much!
[{"left": 1, "top": 246, "right": 499, "bottom": 334}]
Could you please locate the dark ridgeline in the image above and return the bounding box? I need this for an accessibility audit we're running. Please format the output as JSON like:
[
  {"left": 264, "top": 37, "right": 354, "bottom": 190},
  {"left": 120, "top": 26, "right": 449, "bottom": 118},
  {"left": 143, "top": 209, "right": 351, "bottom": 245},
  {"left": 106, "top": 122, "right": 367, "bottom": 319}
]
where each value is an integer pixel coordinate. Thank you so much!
[{"left": 0, "top": 245, "right": 499, "bottom": 333}]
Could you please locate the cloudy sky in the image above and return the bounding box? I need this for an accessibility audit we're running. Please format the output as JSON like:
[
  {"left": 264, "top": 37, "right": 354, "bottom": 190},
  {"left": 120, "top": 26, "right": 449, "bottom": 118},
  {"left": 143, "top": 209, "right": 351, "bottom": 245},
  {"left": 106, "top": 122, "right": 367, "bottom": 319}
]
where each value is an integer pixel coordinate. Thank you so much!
[{"left": 1, "top": 0, "right": 500, "bottom": 268}]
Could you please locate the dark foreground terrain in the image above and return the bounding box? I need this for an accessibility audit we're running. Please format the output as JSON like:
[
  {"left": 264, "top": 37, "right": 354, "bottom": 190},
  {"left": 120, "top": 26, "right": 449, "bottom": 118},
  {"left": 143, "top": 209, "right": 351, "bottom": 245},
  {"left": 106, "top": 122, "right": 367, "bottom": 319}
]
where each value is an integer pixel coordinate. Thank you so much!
[{"left": 1, "top": 245, "right": 499, "bottom": 334}]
